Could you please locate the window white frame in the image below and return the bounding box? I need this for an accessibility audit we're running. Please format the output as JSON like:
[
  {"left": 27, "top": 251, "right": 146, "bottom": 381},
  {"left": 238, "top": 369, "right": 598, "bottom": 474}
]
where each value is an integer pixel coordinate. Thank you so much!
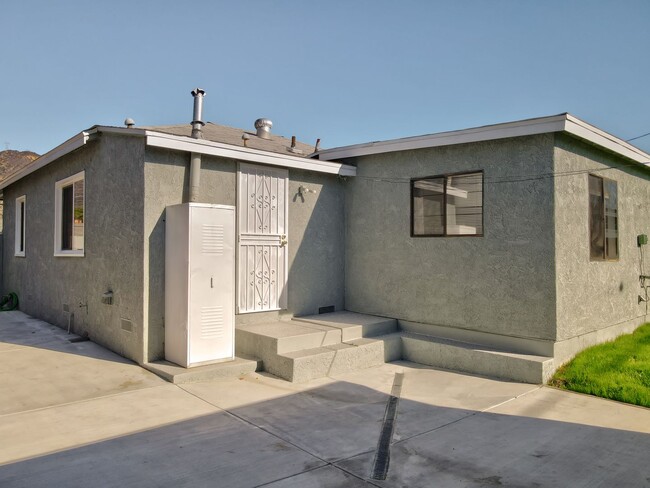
[
  {"left": 15, "top": 195, "right": 26, "bottom": 257},
  {"left": 54, "top": 171, "right": 85, "bottom": 257}
]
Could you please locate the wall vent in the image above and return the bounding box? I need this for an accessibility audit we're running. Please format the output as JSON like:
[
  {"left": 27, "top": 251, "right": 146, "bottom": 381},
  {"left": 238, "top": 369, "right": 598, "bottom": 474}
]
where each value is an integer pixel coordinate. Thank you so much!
[
  {"left": 121, "top": 319, "right": 134, "bottom": 333},
  {"left": 319, "top": 305, "right": 335, "bottom": 314}
]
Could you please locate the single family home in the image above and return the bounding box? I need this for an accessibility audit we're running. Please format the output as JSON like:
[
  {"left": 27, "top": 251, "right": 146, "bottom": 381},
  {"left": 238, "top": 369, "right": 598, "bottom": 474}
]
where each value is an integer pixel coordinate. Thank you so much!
[{"left": 2, "top": 90, "right": 648, "bottom": 383}]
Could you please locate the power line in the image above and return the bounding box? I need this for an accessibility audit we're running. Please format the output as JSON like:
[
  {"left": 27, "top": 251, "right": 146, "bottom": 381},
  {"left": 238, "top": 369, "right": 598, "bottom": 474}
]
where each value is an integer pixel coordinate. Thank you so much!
[
  {"left": 353, "top": 161, "right": 649, "bottom": 187},
  {"left": 626, "top": 131, "right": 650, "bottom": 142}
]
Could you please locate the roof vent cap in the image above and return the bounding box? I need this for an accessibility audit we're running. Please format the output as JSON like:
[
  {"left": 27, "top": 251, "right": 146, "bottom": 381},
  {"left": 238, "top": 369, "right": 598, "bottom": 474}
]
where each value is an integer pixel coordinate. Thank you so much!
[
  {"left": 124, "top": 118, "right": 135, "bottom": 128},
  {"left": 254, "top": 118, "right": 273, "bottom": 139}
]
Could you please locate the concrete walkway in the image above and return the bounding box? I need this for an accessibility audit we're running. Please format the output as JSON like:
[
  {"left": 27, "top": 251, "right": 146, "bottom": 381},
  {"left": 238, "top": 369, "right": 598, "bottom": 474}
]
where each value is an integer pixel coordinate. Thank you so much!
[{"left": 1, "top": 311, "right": 649, "bottom": 487}]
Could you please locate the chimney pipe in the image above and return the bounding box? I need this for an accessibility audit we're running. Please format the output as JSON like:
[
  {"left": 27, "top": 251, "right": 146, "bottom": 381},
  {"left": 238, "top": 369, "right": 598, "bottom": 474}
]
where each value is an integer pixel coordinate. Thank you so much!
[
  {"left": 191, "top": 88, "right": 206, "bottom": 139},
  {"left": 188, "top": 88, "right": 206, "bottom": 202}
]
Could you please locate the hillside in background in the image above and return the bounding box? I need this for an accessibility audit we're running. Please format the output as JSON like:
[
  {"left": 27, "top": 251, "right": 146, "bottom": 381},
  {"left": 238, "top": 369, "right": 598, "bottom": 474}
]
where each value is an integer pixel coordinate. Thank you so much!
[
  {"left": 0, "top": 150, "right": 39, "bottom": 231},
  {"left": 0, "top": 150, "right": 39, "bottom": 182}
]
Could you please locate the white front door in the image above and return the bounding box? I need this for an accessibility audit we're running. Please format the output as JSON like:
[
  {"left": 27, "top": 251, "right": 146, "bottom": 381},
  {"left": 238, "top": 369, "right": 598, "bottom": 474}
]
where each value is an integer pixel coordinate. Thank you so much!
[{"left": 237, "top": 163, "right": 288, "bottom": 313}]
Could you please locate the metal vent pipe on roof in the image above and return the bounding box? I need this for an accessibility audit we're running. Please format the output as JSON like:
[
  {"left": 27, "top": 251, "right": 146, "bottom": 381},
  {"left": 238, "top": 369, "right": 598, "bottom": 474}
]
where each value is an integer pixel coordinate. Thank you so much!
[
  {"left": 191, "top": 88, "right": 206, "bottom": 139},
  {"left": 255, "top": 118, "right": 272, "bottom": 139},
  {"left": 188, "top": 88, "right": 206, "bottom": 202}
]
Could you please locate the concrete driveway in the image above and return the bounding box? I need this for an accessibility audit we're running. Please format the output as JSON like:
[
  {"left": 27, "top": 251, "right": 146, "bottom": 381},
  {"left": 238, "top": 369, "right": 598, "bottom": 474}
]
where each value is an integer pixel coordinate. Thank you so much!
[{"left": 1, "top": 311, "right": 649, "bottom": 487}]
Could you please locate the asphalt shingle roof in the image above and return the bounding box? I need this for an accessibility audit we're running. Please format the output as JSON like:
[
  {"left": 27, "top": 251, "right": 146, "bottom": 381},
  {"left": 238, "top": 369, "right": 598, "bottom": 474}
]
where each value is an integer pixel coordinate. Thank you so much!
[{"left": 141, "top": 122, "right": 316, "bottom": 157}]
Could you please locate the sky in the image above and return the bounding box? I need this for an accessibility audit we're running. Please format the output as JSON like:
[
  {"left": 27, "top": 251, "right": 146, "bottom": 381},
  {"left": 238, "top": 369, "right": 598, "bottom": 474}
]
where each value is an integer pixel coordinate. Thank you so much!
[{"left": 2, "top": 0, "right": 650, "bottom": 155}]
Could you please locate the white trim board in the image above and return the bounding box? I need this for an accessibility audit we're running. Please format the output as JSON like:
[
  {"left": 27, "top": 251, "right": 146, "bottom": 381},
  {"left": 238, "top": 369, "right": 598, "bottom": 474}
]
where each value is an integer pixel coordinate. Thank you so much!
[
  {"left": 315, "top": 113, "right": 650, "bottom": 167},
  {"left": 144, "top": 131, "right": 356, "bottom": 176}
]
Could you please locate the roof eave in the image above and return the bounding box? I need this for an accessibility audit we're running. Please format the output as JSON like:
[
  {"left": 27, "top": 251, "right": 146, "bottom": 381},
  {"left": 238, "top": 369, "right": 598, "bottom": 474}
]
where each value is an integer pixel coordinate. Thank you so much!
[
  {"left": 0, "top": 126, "right": 355, "bottom": 190},
  {"left": 0, "top": 131, "right": 93, "bottom": 191},
  {"left": 314, "top": 114, "right": 569, "bottom": 160},
  {"left": 315, "top": 113, "right": 650, "bottom": 168},
  {"left": 562, "top": 114, "right": 650, "bottom": 167}
]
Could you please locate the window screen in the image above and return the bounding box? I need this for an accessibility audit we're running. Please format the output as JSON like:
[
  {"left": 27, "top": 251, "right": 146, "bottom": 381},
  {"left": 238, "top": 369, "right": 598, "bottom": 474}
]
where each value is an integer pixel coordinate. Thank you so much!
[
  {"left": 15, "top": 195, "right": 26, "bottom": 256},
  {"left": 589, "top": 174, "right": 618, "bottom": 261},
  {"left": 61, "top": 184, "right": 73, "bottom": 250},
  {"left": 19, "top": 200, "right": 25, "bottom": 252},
  {"left": 61, "top": 179, "right": 84, "bottom": 251}
]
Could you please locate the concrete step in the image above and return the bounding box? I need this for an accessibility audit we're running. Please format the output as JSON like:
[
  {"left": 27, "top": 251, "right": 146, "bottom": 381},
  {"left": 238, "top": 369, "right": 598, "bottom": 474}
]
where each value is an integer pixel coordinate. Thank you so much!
[
  {"left": 292, "top": 311, "right": 398, "bottom": 341},
  {"left": 269, "top": 334, "right": 403, "bottom": 383},
  {"left": 401, "top": 332, "right": 554, "bottom": 384},
  {"left": 236, "top": 321, "right": 342, "bottom": 356},
  {"left": 235, "top": 312, "right": 402, "bottom": 383},
  {"left": 143, "top": 356, "right": 261, "bottom": 384}
]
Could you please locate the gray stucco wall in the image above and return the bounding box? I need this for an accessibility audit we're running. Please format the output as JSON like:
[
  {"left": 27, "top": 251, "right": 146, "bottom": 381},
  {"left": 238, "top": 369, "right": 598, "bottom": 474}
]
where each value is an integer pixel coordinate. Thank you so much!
[
  {"left": 2, "top": 134, "right": 146, "bottom": 362},
  {"left": 143, "top": 148, "right": 345, "bottom": 361},
  {"left": 343, "top": 134, "right": 558, "bottom": 341},
  {"left": 553, "top": 134, "right": 650, "bottom": 342},
  {"left": 286, "top": 169, "right": 346, "bottom": 316}
]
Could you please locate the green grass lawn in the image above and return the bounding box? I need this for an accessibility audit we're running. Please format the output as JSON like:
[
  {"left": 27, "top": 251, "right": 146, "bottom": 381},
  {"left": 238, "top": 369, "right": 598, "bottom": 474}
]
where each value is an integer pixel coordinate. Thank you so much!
[{"left": 549, "top": 323, "right": 650, "bottom": 408}]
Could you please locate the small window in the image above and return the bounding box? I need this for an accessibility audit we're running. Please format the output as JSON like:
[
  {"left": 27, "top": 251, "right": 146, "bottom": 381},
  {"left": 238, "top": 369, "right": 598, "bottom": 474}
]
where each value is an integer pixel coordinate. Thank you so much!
[
  {"left": 589, "top": 174, "right": 618, "bottom": 261},
  {"left": 15, "top": 195, "right": 26, "bottom": 257},
  {"left": 411, "top": 171, "right": 483, "bottom": 237},
  {"left": 54, "top": 171, "right": 85, "bottom": 256}
]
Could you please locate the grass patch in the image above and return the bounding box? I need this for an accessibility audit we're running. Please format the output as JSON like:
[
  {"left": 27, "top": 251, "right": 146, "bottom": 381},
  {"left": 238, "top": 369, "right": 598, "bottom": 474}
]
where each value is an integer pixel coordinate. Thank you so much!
[{"left": 549, "top": 323, "right": 650, "bottom": 408}]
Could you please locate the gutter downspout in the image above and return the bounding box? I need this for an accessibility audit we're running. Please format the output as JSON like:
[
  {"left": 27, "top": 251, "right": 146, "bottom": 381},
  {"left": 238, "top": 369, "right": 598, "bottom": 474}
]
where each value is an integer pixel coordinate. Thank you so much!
[{"left": 189, "top": 88, "right": 205, "bottom": 202}]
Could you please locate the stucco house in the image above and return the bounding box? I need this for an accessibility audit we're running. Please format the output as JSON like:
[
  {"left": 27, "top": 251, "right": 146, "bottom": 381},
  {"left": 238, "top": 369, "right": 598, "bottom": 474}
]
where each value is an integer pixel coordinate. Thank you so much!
[{"left": 2, "top": 95, "right": 649, "bottom": 383}]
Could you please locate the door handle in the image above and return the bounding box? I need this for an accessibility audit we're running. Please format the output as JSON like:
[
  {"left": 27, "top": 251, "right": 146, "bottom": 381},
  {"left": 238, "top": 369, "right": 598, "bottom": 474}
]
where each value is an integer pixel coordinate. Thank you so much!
[{"left": 280, "top": 234, "right": 288, "bottom": 247}]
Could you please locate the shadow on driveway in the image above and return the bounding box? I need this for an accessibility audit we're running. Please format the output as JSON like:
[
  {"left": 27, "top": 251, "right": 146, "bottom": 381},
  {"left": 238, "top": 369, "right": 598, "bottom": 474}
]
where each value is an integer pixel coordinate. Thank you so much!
[{"left": 0, "top": 377, "right": 648, "bottom": 488}]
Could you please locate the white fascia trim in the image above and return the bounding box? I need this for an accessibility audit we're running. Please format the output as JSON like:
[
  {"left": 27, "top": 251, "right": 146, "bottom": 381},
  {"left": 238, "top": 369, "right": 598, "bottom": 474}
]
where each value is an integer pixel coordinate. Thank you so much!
[
  {"left": 93, "top": 126, "right": 147, "bottom": 137},
  {"left": 563, "top": 115, "right": 650, "bottom": 166},
  {"left": 316, "top": 114, "right": 650, "bottom": 167},
  {"left": 316, "top": 115, "right": 569, "bottom": 160},
  {"left": 0, "top": 132, "right": 91, "bottom": 190},
  {"left": 145, "top": 131, "right": 356, "bottom": 176}
]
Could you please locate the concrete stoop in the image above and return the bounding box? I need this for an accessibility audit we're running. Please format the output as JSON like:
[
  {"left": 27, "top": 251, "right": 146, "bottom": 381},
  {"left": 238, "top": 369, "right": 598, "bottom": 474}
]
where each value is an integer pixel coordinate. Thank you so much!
[
  {"left": 235, "top": 311, "right": 554, "bottom": 384},
  {"left": 236, "top": 312, "right": 401, "bottom": 382}
]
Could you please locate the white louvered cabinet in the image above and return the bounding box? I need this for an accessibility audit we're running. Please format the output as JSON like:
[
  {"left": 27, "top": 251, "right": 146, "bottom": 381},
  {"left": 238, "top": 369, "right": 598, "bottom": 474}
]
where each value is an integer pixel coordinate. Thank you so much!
[{"left": 165, "top": 203, "right": 235, "bottom": 367}]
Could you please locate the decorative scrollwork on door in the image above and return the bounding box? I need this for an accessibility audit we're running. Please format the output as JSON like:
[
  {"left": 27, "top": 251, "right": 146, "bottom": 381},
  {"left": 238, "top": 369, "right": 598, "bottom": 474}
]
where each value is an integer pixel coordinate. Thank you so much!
[{"left": 238, "top": 164, "right": 287, "bottom": 312}]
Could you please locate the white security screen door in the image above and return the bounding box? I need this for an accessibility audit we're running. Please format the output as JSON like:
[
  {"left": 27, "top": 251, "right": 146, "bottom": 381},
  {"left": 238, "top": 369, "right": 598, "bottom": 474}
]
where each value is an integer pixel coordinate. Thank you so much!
[{"left": 237, "top": 163, "right": 289, "bottom": 313}]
